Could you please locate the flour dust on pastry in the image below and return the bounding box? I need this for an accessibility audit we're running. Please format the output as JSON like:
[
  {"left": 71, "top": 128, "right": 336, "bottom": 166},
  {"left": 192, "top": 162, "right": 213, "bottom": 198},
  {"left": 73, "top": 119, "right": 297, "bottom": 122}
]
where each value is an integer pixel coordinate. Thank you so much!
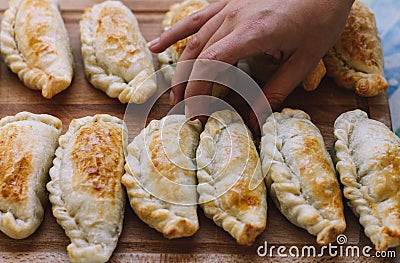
[
  {"left": 123, "top": 115, "right": 201, "bottom": 239},
  {"left": 196, "top": 110, "right": 267, "bottom": 246},
  {"left": 324, "top": 0, "right": 388, "bottom": 97},
  {"left": 47, "top": 114, "right": 127, "bottom": 263},
  {"left": 0, "top": 112, "right": 61, "bottom": 239},
  {"left": 0, "top": 0, "right": 73, "bottom": 99},
  {"left": 158, "top": 0, "right": 230, "bottom": 98},
  {"left": 260, "top": 108, "right": 346, "bottom": 245},
  {"left": 80, "top": 0, "right": 156, "bottom": 104},
  {"left": 334, "top": 109, "right": 399, "bottom": 251}
]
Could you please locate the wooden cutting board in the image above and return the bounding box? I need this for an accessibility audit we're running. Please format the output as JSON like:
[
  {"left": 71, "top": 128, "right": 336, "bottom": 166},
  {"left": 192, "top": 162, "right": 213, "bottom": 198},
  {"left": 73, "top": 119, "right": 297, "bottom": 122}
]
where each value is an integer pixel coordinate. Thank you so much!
[{"left": 0, "top": 1, "right": 395, "bottom": 262}]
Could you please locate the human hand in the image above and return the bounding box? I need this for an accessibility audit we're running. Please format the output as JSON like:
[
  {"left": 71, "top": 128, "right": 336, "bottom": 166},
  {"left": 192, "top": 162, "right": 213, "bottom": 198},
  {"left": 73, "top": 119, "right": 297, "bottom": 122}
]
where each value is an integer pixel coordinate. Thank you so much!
[{"left": 149, "top": 0, "right": 354, "bottom": 131}]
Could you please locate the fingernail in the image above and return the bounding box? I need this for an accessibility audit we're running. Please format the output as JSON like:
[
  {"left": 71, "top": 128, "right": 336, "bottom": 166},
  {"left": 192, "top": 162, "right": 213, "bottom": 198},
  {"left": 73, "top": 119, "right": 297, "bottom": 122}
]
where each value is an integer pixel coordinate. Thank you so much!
[
  {"left": 169, "top": 91, "right": 175, "bottom": 105},
  {"left": 147, "top": 37, "right": 160, "bottom": 48}
]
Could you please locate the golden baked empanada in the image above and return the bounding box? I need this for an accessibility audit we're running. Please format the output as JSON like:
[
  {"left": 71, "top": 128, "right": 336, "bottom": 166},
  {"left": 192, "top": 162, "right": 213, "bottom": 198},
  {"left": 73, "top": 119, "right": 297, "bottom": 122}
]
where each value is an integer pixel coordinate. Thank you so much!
[
  {"left": 47, "top": 115, "right": 127, "bottom": 263},
  {"left": 80, "top": 1, "right": 156, "bottom": 104},
  {"left": 0, "top": 112, "right": 61, "bottom": 239},
  {"left": 0, "top": 0, "right": 73, "bottom": 99},
  {"left": 123, "top": 115, "right": 201, "bottom": 239},
  {"left": 158, "top": 0, "right": 230, "bottom": 98},
  {"left": 260, "top": 108, "right": 346, "bottom": 245},
  {"left": 196, "top": 110, "right": 267, "bottom": 246},
  {"left": 324, "top": 0, "right": 388, "bottom": 97},
  {"left": 334, "top": 109, "right": 400, "bottom": 251}
]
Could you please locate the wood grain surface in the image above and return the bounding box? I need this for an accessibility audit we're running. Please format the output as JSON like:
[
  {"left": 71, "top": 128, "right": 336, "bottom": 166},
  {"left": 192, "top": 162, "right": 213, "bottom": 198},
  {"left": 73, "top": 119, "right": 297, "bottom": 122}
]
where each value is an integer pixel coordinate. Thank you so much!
[{"left": 0, "top": 0, "right": 396, "bottom": 262}]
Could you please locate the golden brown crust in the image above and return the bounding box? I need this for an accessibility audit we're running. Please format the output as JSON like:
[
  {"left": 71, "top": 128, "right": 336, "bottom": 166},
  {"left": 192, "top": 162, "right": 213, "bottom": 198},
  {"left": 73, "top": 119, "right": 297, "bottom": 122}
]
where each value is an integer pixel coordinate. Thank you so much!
[
  {"left": 80, "top": 1, "right": 156, "bottom": 104},
  {"left": 94, "top": 6, "right": 140, "bottom": 76},
  {"left": 123, "top": 115, "right": 201, "bottom": 239},
  {"left": 0, "top": 126, "right": 32, "bottom": 203},
  {"left": 334, "top": 110, "right": 400, "bottom": 251},
  {"left": 196, "top": 110, "right": 267, "bottom": 246},
  {"left": 324, "top": 0, "right": 388, "bottom": 97},
  {"left": 302, "top": 60, "right": 327, "bottom": 91},
  {"left": 261, "top": 108, "right": 346, "bottom": 245},
  {"left": 47, "top": 114, "right": 126, "bottom": 263},
  {"left": 0, "top": 0, "right": 73, "bottom": 99},
  {"left": 0, "top": 112, "right": 61, "bottom": 239},
  {"left": 71, "top": 122, "right": 124, "bottom": 200}
]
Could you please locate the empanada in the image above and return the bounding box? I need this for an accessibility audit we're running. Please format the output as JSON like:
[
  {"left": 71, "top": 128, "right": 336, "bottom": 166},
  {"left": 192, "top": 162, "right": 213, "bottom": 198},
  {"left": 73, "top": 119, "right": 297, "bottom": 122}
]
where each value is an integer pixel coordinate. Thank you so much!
[
  {"left": 158, "top": 0, "right": 230, "bottom": 98},
  {"left": 260, "top": 108, "right": 346, "bottom": 245},
  {"left": 47, "top": 115, "right": 127, "bottom": 263},
  {"left": 334, "top": 109, "right": 400, "bottom": 251},
  {"left": 324, "top": 0, "right": 388, "bottom": 97},
  {"left": 80, "top": 1, "right": 157, "bottom": 104},
  {"left": 0, "top": 112, "right": 61, "bottom": 239},
  {"left": 122, "top": 115, "right": 201, "bottom": 239},
  {"left": 0, "top": 0, "right": 73, "bottom": 99},
  {"left": 196, "top": 110, "right": 267, "bottom": 246}
]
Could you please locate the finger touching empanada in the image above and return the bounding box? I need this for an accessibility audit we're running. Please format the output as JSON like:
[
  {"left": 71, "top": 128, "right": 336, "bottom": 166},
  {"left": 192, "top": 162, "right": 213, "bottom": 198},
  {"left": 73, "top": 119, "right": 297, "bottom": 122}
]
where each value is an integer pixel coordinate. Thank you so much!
[{"left": 158, "top": 0, "right": 230, "bottom": 98}]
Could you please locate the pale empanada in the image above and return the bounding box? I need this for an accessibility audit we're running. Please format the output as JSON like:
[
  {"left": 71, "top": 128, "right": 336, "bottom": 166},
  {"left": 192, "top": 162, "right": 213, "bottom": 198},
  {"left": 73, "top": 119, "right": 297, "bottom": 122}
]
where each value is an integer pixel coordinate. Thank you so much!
[
  {"left": 260, "top": 108, "right": 346, "bottom": 245},
  {"left": 0, "top": 112, "right": 61, "bottom": 239},
  {"left": 0, "top": 0, "right": 73, "bottom": 99},
  {"left": 324, "top": 0, "right": 388, "bottom": 97},
  {"left": 47, "top": 115, "right": 127, "bottom": 263},
  {"left": 122, "top": 115, "right": 201, "bottom": 239},
  {"left": 80, "top": 1, "right": 156, "bottom": 104},
  {"left": 334, "top": 109, "right": 400, "bottom": 251},
  {"left": 158, "top": 0, "right": 230, "bottom": 98},
  {"left": 196, "top": 110, "right": 267, "bottom": 246}
]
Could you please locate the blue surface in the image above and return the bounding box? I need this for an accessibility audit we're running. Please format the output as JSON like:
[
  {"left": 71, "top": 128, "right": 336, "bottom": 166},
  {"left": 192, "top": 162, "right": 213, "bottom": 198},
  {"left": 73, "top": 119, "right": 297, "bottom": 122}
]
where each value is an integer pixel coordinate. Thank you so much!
[
  {"left": 370, "top": 0, "right": 400, "bottom": 97},
  {"left": 368, "top": 0, "right": 400, "bottom": 132}
]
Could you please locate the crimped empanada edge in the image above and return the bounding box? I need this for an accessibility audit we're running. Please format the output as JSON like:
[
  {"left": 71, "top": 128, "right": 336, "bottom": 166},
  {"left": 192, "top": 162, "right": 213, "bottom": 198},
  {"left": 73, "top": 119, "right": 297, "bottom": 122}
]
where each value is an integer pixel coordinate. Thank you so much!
[
  {"left": 0, "top": 0, "right": 73, "bottom": 99},
  {"left": 0, "top": 112, "right": 61, "bottom": 239},
  {"left": 47, "top": 114, "right": 126, "bottom": 261},
  {"left": 0, "top": 111, "right": 62, "bottom": 131},
  {"left": 122, "top": 115, "right": 201, "bottom": 239},
  {"left": 261, "top": 108, "right": 346, "bottom": 245},
  {"left": 80, "top": 1, "right": 156, "bottom": 104},
  {"left": 196, "top": 110, "right": 267, "bottom": 246},
  {"left": 334, "top": 109, "right": 399, "bottom": 251},
  {"left": 324, "top": 47, "right": 388, "bottom": 97},
  {"left": 323, "top": 1, "right": 388, "bottom": 97}
]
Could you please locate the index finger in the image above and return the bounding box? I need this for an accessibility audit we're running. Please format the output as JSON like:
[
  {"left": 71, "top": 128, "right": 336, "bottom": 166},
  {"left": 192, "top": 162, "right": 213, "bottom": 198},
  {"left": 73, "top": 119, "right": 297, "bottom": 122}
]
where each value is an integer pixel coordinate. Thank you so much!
[{"left": 149, "top": 0, "right": 228, "bottom": 53}]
